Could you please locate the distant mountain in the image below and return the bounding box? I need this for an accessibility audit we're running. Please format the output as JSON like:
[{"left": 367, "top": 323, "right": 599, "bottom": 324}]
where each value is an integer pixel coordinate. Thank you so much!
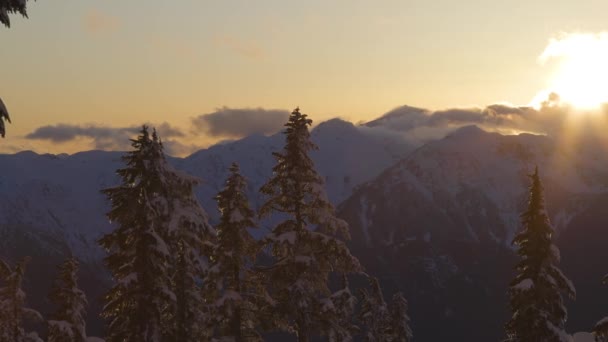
[
  {"left": 338, "top": 125, "right": 608, "bottom": 341},
  {"left": 0, "top": 118, "right": 413, "bottom": 336},
  {"left": 5, "top": 119, "right": 608, "bottom": 341}
]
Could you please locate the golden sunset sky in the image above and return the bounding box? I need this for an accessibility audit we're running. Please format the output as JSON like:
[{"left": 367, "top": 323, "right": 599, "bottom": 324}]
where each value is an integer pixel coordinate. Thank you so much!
[{"left": 2, "top": 0, "right": 608, "bottom": 155}]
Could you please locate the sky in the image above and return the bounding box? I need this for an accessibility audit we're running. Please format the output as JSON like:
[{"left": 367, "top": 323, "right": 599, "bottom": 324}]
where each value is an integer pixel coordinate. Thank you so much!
[{"left": 2, "top": 0, "right": 608, "bottom": 155}]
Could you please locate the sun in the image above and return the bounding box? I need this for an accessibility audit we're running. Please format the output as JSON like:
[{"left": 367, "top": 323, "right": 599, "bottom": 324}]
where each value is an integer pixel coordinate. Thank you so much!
[{"left": 535, "top": 33, "right": 608, "bottom": 109}]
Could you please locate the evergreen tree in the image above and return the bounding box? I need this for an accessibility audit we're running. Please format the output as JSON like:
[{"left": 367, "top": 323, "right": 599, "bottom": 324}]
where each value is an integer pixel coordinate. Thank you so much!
[
  {"left": 323, "top": 274, "right": 358, "bottom": 342},
  {"left": 47, "top": 257, "right": 88, "bottom": 342},
  {"left": 259, "top": 107, "right": 362, "bottom": 342},
  {"left": 0, "top": 257, "right": 43, "bottom": 341},
  {"left": 0, "top": 0, "right": 31, "bottom": 27},
  {"left": 0, "top": 97, "right": 10, "bottom": 138},
  {"left": 208, "top": 162, "right": 263, "bottom": 341},
  {"left": 358, "top": 277, "right": 390, "bottom": 342},
  {"left": 505, "top": 167, "right": 575, "bottom": 342},
  {"left": 165, "top": 153, "right": 215, "bottom": 342},
  {"left": 593, "top": 275, "right": 608, "bottom": 341},
  {"left": 387, "top": 292, "right": 413, "bottom": 342},
  {"left": 99, "top": 126, "right": 176, "bottom": 342}
]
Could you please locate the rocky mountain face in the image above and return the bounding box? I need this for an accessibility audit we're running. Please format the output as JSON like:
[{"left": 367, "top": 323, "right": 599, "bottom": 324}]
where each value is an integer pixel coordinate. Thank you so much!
[{"left": 338, "top": 125, "right": 608, "bottom": 341}]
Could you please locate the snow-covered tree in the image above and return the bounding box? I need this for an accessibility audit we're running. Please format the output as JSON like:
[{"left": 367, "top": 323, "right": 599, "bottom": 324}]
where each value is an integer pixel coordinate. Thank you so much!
[
  {"left": 0, "top": 97, "right": 11, "bottom": 138},
  {"left": 505, "top": 167, "right": 576, "bottom": 342},
  {"left": 259, "top": 107, "right": 362, "bottom": 342},
  {"left": 0, "top": 257, "right": 43, "bottom": 341},
  {"left": 47, "top": 257, "right": 88, "bottom": 342},
  {"left": 593, "top": 275, "right": 608, "bottom": 341},
  {"left": 387, "top": 292, "right": 413, "bottom": 342},
  {"left": 323, "top": 274, "right": 358, "bottom": 342},
  {"left": 99, "top": 126, "right": 176, "bottom": 342},
  {"left": 208, "top": 162, "right": 264, "bottom": 341},
  {"left": 165, "top": 153, "right": 215, "bottom": 342},
  {"left": 0, "top": 0, "right": 31, "bottom": 27},
  {"left": 358, "top": 276, "right": 390, "bottom": 342}
]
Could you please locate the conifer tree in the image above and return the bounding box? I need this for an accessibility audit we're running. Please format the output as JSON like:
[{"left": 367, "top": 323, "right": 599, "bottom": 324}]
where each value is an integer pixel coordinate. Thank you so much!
[
  {"left": 505, "top": 167, "right": 575, "bottom": 342},
  {"left": 0, "top": 97, "right": 10, "bottom": 138},
  {"left": 47, "top": 257, "right": 88, "bottom": 342},
  {"left": 323, "top": 274, "right": 358, "bottom": 341},
  {"left": 99, "top": 126, "right": 176, "bottom": 342},
  {"left": 387, "top": 292, "right": 413, "bottom": 342},
  {"left": 259, "top": 107, "right": 362, "bottom": 342},
  {"left": 593, "top": 275, "right": 608, "bottom": 341},
  {"left": 208, "top": 162, "right": 263, "bottom": 341},
  {"left": 358, "top": 277, "right": 390, "bottom": 342},
  {"left": 0, "top": 257, "right": 43, "bottom": 341},
  {"left": 0, "top": 0, "right": 31, "bottom": 27},
  {"left": 165, "top": 154, "right": 215, "bottom": 342}
]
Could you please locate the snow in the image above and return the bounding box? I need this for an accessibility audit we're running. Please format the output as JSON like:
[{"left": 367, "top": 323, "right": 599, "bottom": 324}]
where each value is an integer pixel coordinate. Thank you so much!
[
  {"left": 0, "top": 117, "right": 410, "bottom": 262},
  {"left": 513, "top": 278, "right": 533, "bottom": 291},
  {"left": 275, "top": 231, "right": 296, "bottom": 244}
]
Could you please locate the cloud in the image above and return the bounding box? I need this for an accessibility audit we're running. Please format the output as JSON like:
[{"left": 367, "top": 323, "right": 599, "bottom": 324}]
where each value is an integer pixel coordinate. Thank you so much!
[
  {"left": 192, "top": 107, "right": 290, "bottom": 138},
  {"left": 213, "top": 34, "right": 266, "bottom": 60},
  {"left": 83, "top": 9, "right": 121, "bottom": 35},
  {"left": 360, "top": 95, "right": 583, "bottom": 146},
  {"left": 25, "top": 123, "right": 186, "bottom": 151}
]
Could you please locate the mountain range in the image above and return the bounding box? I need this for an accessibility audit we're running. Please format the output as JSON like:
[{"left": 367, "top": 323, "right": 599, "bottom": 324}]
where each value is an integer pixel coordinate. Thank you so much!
[{"left": 2, "top": 113, "right": 608, "bottom": 341}]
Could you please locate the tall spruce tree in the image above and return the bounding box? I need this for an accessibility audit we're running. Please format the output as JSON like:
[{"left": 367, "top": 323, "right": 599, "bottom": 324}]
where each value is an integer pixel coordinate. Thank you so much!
[
  {"left": 0, "top": 257, "right": 43, "bottom": 341},
  {"left": 165, "top": 153, "right": 215, "bottom": 342},
  {"left": 387, "top": 292, "right": 413, "bottom": 342},
  {"left": 593, "top": 275, "right": 608, "bottom": 341},
  {"left": 99, "top": 126, "right": 176, "bottom": 342},
  {"left": 324, "top": 274, "right": 358, "bottom": 341},
  {"left": 259, "top": 107, "right": 362, "bottom": 342},
  {"left": 505, "top": 167, "right": 575, "bottom": 342},
  {"left": 209, "top": 162, "right": 263, "bottom": 341},
  {"left": 47, "top": 257, "right": 88, "bottom": 342},
  {"left": 358, "top": 277, "right": 390, "bottom": 342}
]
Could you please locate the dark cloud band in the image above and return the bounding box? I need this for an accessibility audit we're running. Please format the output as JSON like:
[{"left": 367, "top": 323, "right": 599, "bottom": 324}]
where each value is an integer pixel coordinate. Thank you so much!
[{"left": 192, "top": 107, "right": 290, "bottom": 138}]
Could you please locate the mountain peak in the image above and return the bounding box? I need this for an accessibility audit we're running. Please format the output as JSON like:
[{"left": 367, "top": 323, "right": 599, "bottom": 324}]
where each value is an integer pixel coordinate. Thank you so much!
[
  {"left": 447, "top": 125, "right": 487, "bottom": 138},
  {"left": 313, "top": 118, "right": 357, "bottom": 133}
]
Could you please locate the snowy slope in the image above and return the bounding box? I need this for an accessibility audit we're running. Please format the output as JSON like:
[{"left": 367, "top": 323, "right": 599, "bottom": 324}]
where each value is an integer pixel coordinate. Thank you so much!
[
  {"left": 0, "top": 118, "right": 412, "bottom": 262},
  {"left": 340, "top": 125, "right": 608, "bottom": 249},
  {"left": 337, "top": 125, "right": 608, "bottom": 341}
]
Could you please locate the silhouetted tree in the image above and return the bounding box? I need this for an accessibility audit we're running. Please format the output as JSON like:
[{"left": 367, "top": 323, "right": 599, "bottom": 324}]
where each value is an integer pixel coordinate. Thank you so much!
[
  {"left": 166, "top": 153, "right": 215, "bottom": 342},
  {"left": 0, "top": 0, "right": 32, "bottom": 27},
  {"left": 208, "top": 162, "right": 264, "bottom": 341},
  {"left": 0, "top": 257, "right": 43, "bottom": 341},
  {"left": 0, "top": 97, "right": 10, "bottom": 138},
  {"left": 259, "top": 107, "right": 362, "bottom": 342},
  {"left": 358, "top": 277, "right": 390, "bottom": 342},
  {"left": 47, "top": 257, "right": 87, "bottom": 342},
  {"left": 99, "top": 126, "right": 176, "bottom": 341},
  {"left": 505, "top": 167, "right": 575, "bottom": 341},
  {"left": 387, "top": 292, "right": 413, "bottom": 342}
]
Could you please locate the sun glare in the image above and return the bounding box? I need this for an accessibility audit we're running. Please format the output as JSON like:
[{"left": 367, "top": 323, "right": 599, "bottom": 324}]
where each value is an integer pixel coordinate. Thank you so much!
[{"left": 535, "top": 33, "right": 608, "bottom": 109}]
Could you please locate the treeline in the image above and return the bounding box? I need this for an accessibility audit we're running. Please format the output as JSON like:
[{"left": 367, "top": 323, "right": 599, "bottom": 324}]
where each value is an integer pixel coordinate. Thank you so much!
[
  {"left": 0, "top": 108, "right": 412, "bottom": 342},
  {"left": 3, "top": 108, "right": 608, "bottom": 342}
]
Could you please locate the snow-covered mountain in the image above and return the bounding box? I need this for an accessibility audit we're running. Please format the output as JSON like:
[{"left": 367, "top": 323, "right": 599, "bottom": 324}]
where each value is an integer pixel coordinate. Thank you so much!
[
  {"left": 338, "top": 125, "right": 608, "bottom": 341},
  {"left": 0, "top": 118, "right": 412, "bottom": 263},
  {"left": 5, "top": 119, "right": 608, "bottom": 340}
]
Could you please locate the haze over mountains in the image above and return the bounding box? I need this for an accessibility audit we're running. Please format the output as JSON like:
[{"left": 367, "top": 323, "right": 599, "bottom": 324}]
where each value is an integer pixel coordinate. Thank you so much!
[{"left": 2, "top": 105, "right": 608, "bottom": 340}]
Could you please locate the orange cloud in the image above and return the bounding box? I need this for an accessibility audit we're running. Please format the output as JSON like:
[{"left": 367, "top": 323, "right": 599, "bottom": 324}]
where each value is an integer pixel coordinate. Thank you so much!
[{"left": 83, "top": 9, "right": 121, "bottom": 35}]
